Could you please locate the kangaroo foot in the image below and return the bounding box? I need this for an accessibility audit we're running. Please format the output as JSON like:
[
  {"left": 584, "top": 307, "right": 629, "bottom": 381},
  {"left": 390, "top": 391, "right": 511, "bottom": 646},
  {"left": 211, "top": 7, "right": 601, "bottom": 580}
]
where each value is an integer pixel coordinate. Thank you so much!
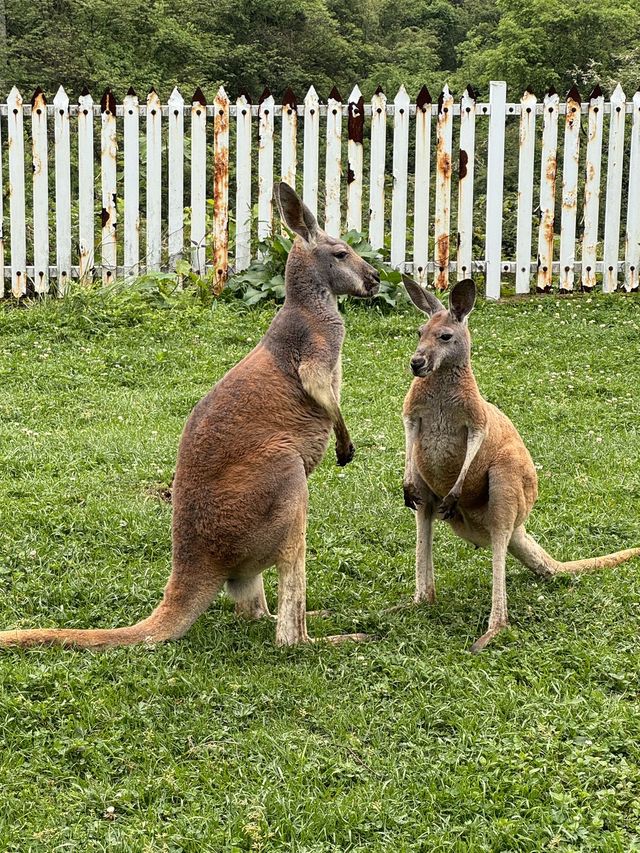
[{"left": 469, "top": 622, "right": 508, "bottom": 653}]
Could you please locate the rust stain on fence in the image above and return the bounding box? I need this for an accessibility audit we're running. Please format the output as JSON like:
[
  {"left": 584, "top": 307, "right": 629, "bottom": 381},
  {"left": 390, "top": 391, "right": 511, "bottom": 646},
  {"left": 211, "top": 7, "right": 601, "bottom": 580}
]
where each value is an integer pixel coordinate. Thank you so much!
[
  {"left": 31, "top": 88, "right": 46, "bottom": 177},
  {"left": 213, "top": 87, "right": 230, "bottom": 294}
]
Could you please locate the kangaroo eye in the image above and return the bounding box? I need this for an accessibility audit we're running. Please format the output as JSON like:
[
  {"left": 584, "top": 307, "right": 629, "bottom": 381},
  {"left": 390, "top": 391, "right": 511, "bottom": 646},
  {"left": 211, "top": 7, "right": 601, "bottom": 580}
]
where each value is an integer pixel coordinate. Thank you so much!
[
  {"left": 440, "top": 333, "right": 453, "bottom": 341},
  {"left": 334, "top": 251, "right": 348, "bottom": 260}
]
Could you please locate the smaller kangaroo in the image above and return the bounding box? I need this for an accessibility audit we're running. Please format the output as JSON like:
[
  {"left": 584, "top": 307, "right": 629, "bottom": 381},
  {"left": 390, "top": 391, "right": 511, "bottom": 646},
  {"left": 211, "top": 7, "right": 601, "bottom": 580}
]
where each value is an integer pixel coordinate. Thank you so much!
[
  {"left": 402, "top": 276, "right": 640, "bottom": 652},
  {"left": 0, "top": 183, "right": 379, "bottom": 649}
]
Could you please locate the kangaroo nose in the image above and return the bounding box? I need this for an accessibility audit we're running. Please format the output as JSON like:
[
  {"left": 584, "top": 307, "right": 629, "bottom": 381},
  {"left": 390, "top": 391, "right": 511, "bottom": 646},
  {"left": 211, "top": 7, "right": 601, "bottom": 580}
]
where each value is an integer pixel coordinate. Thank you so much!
[{"left": 411, "top": 356, "right": 426, "bottom": 374}]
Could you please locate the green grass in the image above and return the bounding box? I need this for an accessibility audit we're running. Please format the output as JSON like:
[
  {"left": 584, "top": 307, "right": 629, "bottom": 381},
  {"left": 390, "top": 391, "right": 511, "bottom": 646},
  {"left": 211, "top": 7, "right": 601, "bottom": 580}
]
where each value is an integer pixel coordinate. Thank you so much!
[{"left": 1, "top": 289, "right": 639, "bottom": 852}]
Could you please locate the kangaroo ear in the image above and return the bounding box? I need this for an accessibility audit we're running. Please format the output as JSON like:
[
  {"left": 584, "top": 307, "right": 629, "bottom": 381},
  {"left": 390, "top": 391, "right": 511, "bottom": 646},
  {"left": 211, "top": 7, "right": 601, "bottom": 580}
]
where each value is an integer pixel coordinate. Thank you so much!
[
  {"left": 273, "top": 182, "right": 318, "bottom": 244},
  {"left": 402, "top": 275, "right": 445, "bottom": 316},
  {"left": 449, "top": 279, "right": 476, "bottom": 323}
]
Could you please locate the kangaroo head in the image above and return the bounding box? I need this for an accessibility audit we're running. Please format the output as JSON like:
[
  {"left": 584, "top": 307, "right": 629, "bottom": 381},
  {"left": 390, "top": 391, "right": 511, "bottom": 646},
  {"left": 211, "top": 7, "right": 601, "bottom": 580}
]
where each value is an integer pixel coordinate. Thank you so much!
[
  {"left": 274, "top": 182, "right": 380, "bottom": 300},
  {"left": 403, "top": 276, "right": 476, "bottom": 377}
]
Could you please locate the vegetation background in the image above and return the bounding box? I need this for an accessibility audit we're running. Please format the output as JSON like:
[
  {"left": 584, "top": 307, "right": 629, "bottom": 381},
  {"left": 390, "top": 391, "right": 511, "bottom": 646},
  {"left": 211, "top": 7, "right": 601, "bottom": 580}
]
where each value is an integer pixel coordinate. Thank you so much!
[{"left": 1, "top": 0, "right": 640, "bottom": 102}]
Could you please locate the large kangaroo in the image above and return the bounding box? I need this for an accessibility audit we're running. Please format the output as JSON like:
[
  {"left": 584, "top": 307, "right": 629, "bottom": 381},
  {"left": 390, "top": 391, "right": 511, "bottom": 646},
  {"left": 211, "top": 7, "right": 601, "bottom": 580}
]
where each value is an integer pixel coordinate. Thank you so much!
[
  {"left": 402, "top": 276, "right": 640, "bottom": 652},
  {"left": 0, "top": 183, "right": 379, "bottom": 649}
]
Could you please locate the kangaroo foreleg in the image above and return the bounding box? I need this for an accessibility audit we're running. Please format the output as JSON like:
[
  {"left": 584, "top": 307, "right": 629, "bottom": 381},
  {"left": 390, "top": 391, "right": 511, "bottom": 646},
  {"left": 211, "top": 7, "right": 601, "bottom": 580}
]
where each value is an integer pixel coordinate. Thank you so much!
[
  {"left": 403, "top": 414, "right": 423, "bottom": 509},
  {"left": 299, "top": 361, "right": 354, "bottom": 466},
  {"left": 439, "top": 425, "right": 486, "bottom": 519}
]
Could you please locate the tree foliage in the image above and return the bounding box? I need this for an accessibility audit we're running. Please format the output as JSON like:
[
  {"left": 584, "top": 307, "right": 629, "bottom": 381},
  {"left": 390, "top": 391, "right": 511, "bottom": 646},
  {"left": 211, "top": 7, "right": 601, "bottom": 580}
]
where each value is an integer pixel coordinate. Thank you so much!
[{"left": 0, "top": 0, "right": 636, "bottom": 101}]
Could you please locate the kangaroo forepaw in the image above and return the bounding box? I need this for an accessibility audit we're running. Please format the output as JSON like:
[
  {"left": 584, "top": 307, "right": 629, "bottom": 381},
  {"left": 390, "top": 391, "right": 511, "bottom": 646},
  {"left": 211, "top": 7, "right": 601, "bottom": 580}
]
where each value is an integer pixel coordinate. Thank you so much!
[
  {"left": 438, "top": 492, "right": 459, "bottom": 520},
  {"left": 403, "top": 483, "right": 422, "bottom": 510},
  {"left": 336, "top": 441, "right": 355, "bottom": 467}
]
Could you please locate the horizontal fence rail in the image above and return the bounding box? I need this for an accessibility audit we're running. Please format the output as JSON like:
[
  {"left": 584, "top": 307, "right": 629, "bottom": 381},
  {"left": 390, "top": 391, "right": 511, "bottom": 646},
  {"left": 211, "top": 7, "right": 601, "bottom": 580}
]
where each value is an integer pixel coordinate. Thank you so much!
[{"left": 0, "top": 81, "right": 639, "bottom": 299}]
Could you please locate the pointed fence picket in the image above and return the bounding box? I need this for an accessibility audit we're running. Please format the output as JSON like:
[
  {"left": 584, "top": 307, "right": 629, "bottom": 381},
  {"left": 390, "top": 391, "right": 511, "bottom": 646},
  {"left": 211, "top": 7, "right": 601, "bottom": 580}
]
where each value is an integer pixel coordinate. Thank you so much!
[
  {"left": 280, "top": 88, "right": 297, "bottom": 192},
  {"left": 31, "top": 88, "right": 49, "bottom": 294},
  {"left": 257, "top": 89, "right": 275, "bottom": 248},
  {"left": 413, "top": 86, "right": 432, "bottom": 285},
  {"left": 167, "top": 87, "right": 184, "bottom": 271},
  {"left": 190, "top": 88, "right": 207, "bottom": 275},
  {"left": 235, "top": 93, "right": 252, "bottom": 272},
  {"left": 324, "top": 87, "right": 342, "bottom": 238},
  {"left": 0, "top": 80, "right": 639, "bottom": 298},
  {"left": 123, "top": 89, "right": 140, "bottom": 279},
  {"left": 303, "top": 86, "right": 320, "bottom": 220},
  {"left": 390, "top": 85, "right": 410, "bottom": 269},
  {"left": 146, "top": 89, "right": 162, "bottom": 271},
  {"left": 213, "top": 87, "right": 230, "bottom": 293},
  {"left": 457, "top": 87, "right": 476, "bottom": 281},
  {"left": 602, "top": 84, "right": 626, "bottom": 293},
  {"left": 625, "top": 91, "right": 640, "bottom": 292},
  {"left": 581, "top": 86, "right": 605, "bottom": 291},
  {"left": 100, "top": 89, "right": 117, "bottom": 283},
  {"left": 434, "top": 85, "right": 454, "bottom": 291},
  {"left": 484, "top": 81, "right": 506, "bottom": 299},
  {"left": 558, "top": 87, "right": 581, "bottom": 292},
  {"left": 7, "top": 87, "right": 26, "bottom": 296},
  {"left": 54, "top": 86, "right": 71, "bottom": 295},
  {"left": 515, "top": 90, "right": 537, "bottom": 294},
  {"left": 536, "top": 88, "right": 559, "bottom": 292},
  {"left": 346, "top": 85, "right": 364, "bottom": 234},
  {"left": 77, "top": 90, "right": 94, "bottom": 282}
]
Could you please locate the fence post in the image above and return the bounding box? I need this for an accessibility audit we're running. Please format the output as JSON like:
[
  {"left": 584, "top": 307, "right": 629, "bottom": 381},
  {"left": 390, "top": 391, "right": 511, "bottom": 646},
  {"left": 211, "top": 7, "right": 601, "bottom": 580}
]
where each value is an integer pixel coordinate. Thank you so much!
[
  {"left": 190, "top": 87, "right": 207, "bottom": 276},
  {"left": 167, "top": 87, "right": 184, "bottom": 272},
  {"left": 457, "top": 86, "right": 476, "bottom": 281},
  {"left": 100, "top": 89, "right": 117, "bottom": 283},
  {"left": 484, "top": 80, "right": 506, "bottom": 299},
  {"left": 213, "top": 86, "right": 230, "bottom": 293},
  {"left": 581, "top": 85, "right": 604, "bottom": 291},
  {"left": 54, "top": 86, "right": 71, "bottom": 295},
  {"left": 325, "top": 86, "right": 343, "bottom": 237},
  {"left": 235, "top": 92, "right": 252, "bottom": 272},
  {"left": 346, "top": 85, "right": 364, "bottom": 234},
  {"left": 558, "top": 86, "right": 581, "bottom": 292},
  {"left": 78, "top": 88, "right": 95, "bottom": 283},
  {"left": 603, "top": 84, "right": 626, "bottom": 292},
  {"left": 32, "top": 87, "right": 49, "bottom": 295},
  {"left": 7, "top": 86, "right": 26, "bottom": 297},
  {"left": 413, "top": 86, "right": 432, "bottom": 286},
  {"left": 390, "top": 84, "right": 410, "bottom": 269},
  {"left": 625, "top": 89, "right": 640, "bottom": 292},
  {"left": 123, "top": 88, "right": 140, "bottom": 279},
  {"left": 515, "top": 89, "right": 537, "bottom": 293}
]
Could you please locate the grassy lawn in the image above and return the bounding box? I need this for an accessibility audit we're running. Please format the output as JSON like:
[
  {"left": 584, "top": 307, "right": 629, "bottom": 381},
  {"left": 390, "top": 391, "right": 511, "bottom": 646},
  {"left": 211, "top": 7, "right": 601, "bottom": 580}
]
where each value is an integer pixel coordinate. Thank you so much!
[{"left": 0, "top": 288, "right": 639, "bottom": 851}]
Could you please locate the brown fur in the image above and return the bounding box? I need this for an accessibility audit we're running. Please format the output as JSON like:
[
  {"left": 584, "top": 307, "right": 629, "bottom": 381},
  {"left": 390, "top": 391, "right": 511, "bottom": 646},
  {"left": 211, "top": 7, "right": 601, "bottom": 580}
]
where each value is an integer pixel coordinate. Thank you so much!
[
  {"left": 402, "top": 276, "right": 640, "bottom": 652},
  {"left": 0, "top": 184, "right": 379, "bottom": 649}
]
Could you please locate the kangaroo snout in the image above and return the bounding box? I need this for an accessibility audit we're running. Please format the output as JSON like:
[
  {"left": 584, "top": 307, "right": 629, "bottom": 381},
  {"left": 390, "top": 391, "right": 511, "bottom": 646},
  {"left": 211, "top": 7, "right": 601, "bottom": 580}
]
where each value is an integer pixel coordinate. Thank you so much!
[
  {"left": 363, "top": 267, "right": 380, "bottom": 295},
  {"left": 410, "top": 355, "right": 427, "bottom": 376}
]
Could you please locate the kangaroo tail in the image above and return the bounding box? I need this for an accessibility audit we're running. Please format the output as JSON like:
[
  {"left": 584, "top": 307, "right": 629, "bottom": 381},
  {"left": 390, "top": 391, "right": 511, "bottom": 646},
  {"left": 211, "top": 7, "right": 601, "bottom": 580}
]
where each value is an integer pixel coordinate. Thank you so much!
[
  {"left": 0, "top": 570, "right": 224, "bottom": 650},
  {"left": 508, "top": 526, "right": 640, "bottom": 579}
]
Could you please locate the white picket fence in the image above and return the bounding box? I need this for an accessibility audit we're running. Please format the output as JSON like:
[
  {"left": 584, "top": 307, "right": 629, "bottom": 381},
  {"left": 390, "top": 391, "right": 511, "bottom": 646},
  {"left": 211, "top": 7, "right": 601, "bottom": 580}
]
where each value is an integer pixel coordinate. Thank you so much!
[{"left": 1, "top": 80, "right": 639, "bottom": 299}]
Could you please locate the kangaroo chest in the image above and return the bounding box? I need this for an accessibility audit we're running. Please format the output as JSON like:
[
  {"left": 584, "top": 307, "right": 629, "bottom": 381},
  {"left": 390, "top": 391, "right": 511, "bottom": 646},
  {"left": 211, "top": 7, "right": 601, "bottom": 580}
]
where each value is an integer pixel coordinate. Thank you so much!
[{"left": 415, "top": 404, "right": 468, "bottom": 496}]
